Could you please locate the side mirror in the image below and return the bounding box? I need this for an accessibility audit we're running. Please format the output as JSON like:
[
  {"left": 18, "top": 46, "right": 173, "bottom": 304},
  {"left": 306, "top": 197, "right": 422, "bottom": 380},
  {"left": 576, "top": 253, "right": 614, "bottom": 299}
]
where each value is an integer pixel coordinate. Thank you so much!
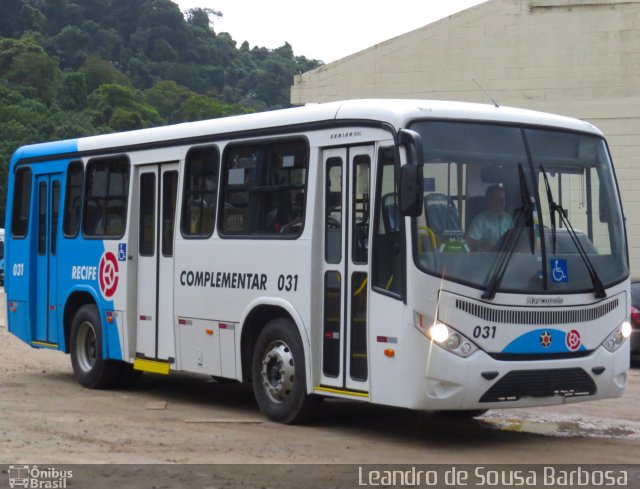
[
  {"left": 400, "top": 165, "right": 422, "bottom": 216},
  {"left": 398, "top": 129, "right": 424, "bottom": 216}
]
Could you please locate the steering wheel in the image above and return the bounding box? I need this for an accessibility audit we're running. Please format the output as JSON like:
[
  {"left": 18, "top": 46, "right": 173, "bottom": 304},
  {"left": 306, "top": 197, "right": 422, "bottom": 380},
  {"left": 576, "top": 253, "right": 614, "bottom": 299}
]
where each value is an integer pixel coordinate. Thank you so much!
[{"left": 493, "top": 227, "right": 530, "bottom": 253}]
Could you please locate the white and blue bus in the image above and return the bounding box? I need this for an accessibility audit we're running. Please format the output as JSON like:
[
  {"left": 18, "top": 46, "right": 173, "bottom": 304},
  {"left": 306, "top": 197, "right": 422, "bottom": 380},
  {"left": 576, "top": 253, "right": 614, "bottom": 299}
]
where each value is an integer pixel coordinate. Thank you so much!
[{"left": 4, "top": 100, "right": 633, "bottom": 423}]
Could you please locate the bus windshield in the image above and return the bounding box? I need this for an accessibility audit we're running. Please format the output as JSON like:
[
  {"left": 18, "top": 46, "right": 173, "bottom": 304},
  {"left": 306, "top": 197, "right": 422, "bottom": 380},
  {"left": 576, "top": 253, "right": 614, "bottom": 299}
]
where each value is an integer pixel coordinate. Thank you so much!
[{"left": 409, "top": 120, "right": 628, "bottom": 294}]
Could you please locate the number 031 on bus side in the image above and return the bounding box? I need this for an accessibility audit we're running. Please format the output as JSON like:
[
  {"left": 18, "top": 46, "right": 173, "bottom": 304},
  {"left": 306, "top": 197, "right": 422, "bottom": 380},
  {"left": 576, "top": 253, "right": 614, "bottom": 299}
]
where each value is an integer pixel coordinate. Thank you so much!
[{"left": 4, "top": 100, "right": 633, "bottom": 423}]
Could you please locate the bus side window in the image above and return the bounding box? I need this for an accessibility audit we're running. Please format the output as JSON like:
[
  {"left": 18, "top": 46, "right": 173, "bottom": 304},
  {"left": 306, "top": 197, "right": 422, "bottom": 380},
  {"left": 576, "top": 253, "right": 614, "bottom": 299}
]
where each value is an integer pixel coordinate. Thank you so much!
[
  {"left": 139, "top": 173, "right": 156, "bottom": 256},
  {"left": 325, "top": 159, "right": 343, "bottom": 264},
  {"left": 181, "top": 145, "right": 219, "bottom": 238},
  {"left": 372, "top": 147, "right": 402, "bottom": 296},
  {"left": 11, "top": 167, "right": 32, "bottom": 238},
  {"left": 352, "top": 155, "right": 370, "bottom": 264},
  {"left": 220, "top": 139, "right": 308, "bottom": 237},
  {"left": 63, "top": 161, "right": 83, "bottom": 238},
  {"left": 82, "top": 156, "right": 130, "bottom": 238}
]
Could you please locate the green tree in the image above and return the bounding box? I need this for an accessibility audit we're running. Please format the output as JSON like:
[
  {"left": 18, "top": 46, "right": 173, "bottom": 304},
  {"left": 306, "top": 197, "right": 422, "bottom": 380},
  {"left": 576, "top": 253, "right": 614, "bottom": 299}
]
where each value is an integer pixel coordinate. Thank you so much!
[
  {"left": 178, "top": 93, "right": 244, "bottom": 121},
  {"left": 58, "top": 71, "right": 88, "bottom": 111},
  {"left": 143, "top": 80, "right": 195, "bottom": 121},
  {"left": 126, "top": 55, "right": 158, "bottom": 88},
  {"left": 88, "top": 83, "right": 161, "bottom": 129},
  {"left": 49, "top": 110, "right": 97, "bottom": 140},
  {"left": 109, "top": 108, "right": 144, "bottom": 132},
  {"left": 185, "top": 8, "right": 222, "bottom": 33},
  {"left": 0, "top": 36, "right": 46, "bottom": 74},
  {"left": 0, "top": 0, "right": 326, "bottom": 221},
  {"left": 0, "top": 0, "right": 45, "bottom": 38},
  {"left": 6, "top": 51, "right": 60, "bottom": 104},
  {"left": 80, "top": 56, "right": 130, "bottom": 92},
  {"left": 50, "top": 25, "right": 90, "bottom": 68},
  {"left": 0, "top": 83, "right": 61, "bottom": 220},
  {"left": 1, "top": 2, "right": 322, "bottom": 109}
]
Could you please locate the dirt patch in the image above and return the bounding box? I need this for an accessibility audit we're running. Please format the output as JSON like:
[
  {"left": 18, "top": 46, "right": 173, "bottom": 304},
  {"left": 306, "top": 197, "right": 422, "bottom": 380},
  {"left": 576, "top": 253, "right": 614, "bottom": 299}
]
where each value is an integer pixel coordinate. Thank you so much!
[{"left": 1, "top": 322, "right": 639, "bottom": 465}]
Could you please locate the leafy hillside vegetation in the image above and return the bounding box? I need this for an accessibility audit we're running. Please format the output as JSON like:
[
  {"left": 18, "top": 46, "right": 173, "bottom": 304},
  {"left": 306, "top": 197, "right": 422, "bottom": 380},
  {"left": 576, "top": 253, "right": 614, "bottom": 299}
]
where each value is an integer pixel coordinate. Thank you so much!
[{"left": 0, "top": 0, "right": 321, "bottom": 219}]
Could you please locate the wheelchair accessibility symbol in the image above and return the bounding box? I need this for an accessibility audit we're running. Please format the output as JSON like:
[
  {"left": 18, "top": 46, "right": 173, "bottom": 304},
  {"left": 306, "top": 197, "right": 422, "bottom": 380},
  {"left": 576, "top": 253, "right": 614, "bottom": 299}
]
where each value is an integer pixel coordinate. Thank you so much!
[
  {"left": 551, "top": 259, "right": 568, "bottom": 283},
  {"left": 118, "top": 243, "right": 127, "bottom": 262}
]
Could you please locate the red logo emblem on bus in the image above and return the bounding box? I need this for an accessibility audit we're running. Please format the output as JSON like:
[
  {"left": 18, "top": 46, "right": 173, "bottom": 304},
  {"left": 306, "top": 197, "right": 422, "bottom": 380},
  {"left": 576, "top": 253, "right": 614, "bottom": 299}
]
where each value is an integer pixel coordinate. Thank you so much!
[
  {"left": 540, "top": 331, "right": 552, "bottom": 348},
  {"left": 566, "top": 329, "right": 581, "bottom": 351},
  {"left": 99, "top": 251, "right": 119, "bottom": 299}
]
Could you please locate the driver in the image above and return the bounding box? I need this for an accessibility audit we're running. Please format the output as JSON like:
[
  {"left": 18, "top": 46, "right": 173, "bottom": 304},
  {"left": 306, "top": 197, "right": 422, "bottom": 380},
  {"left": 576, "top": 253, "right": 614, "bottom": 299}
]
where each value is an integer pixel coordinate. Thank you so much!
[{"left": 467, "top": 185, "right": 513, "bottom": 251}]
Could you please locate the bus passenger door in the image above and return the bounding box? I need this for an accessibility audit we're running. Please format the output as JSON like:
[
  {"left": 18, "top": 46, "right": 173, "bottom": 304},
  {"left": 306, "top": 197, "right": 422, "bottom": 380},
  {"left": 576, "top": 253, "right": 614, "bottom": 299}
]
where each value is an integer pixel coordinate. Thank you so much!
[
  {"left": 136, "top": 163, "right": 179, "bottom": 362},
  {"left": 34, "top": 173, "right": 62, "bottom": 346},
  {"left": 321, "top": 146, "right": 373, "bottom": 394}
]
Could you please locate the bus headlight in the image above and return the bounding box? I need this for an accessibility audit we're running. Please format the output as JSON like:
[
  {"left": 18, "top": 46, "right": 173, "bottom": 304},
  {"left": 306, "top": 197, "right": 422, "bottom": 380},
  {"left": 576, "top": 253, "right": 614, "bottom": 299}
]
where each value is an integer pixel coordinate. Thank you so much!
[
  {"left": 602, "top": 322, "right": 631, "bottom": 352},
  {"left": 427, "top": 323, "right": 449, "bottom": 343},
  {"left": 427, "top": 322, "right": 477, "bottom": 358}
]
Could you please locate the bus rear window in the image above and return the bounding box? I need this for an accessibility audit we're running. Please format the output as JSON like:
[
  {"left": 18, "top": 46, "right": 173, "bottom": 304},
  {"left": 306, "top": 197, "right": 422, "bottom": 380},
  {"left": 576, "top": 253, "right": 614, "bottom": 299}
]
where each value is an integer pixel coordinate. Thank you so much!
[
  {"left": 82, "top": 156, "right": 130, "bottom": 238},
  {"left": 11, "top": 167, "right": 32, "bottom": 238}
]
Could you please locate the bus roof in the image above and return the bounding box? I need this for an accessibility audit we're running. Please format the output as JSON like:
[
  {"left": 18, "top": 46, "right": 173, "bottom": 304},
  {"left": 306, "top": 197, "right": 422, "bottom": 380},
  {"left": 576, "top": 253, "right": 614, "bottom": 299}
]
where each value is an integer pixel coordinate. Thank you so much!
[{"left": 11, "top": 99, "right": 602, "bottom": 163}]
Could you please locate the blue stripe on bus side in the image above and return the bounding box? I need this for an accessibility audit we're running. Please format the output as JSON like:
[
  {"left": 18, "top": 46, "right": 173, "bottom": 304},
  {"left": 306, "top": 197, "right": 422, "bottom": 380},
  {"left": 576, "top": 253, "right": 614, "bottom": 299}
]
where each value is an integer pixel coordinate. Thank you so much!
[
  {"left": 58, "top": 244, "right": 123, "bottom": 361},
  {"left": 6, "top": 139, "right": 79, "bottom": 352},
  {"left": 7, "top": 139, "right": 125, "bottom": 362},
  {"left": 10, "top": 139, "right": 79, "bottom": 165}
]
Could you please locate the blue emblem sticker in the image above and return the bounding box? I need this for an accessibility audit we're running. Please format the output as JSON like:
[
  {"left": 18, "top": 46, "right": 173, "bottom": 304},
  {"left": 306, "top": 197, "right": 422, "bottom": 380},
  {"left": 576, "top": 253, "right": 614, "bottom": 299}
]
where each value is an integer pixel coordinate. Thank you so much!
[
  {"left": 118, "top": 243, "right": 127, "bottom": 262},
  {"left": 550, "top": 259, "right": 568, "bottom": 283}
]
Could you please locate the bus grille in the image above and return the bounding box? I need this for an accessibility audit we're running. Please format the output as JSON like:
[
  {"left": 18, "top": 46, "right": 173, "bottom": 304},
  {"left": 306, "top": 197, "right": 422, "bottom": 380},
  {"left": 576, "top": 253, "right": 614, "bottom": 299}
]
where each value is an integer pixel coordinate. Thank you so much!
[
  {"left": 479, "top": 368, "right": 596, "bottom": 403},
  {"left": 455, "top": 298, "right": 618, "bottom": 325}
]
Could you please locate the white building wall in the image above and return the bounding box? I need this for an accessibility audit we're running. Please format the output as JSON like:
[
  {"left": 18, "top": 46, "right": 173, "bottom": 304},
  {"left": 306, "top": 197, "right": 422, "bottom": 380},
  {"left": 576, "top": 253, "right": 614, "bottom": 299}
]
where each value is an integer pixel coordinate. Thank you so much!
[{"left": 291, "top": 0, "right": 640, "bottom": 275}]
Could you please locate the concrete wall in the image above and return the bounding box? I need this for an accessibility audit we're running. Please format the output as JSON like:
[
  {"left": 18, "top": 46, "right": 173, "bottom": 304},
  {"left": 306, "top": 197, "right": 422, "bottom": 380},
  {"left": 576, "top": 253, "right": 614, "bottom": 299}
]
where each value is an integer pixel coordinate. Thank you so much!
[{"left": 291, "top": 0, "right": 640, "bottom": 275}]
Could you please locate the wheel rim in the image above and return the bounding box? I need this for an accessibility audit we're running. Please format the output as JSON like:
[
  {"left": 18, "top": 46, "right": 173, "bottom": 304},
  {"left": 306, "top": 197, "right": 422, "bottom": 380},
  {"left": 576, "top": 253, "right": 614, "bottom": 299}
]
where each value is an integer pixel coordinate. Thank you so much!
[
  {"left": 76, "top": 320, "right": 97, "bottom": 373},
  {"left": 261, "top": 340, "right": 295, "bottom": 404}
]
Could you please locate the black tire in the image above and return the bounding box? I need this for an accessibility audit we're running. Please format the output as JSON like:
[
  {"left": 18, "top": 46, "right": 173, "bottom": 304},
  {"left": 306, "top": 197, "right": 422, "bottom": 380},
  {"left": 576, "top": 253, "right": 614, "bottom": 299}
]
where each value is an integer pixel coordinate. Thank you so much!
[
  {"left": 252, "top": 318, "right": 321, "bottom": 424},
  {"left": 69, "top": 304, "right": 119, "bottom": 389}
]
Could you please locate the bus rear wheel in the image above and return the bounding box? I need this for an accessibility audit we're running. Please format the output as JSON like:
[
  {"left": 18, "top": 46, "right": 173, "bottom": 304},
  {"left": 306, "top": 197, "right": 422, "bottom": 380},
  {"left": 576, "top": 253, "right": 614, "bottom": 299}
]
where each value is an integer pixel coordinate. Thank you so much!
[
  {"left": 70, "top": 304, "right": 119, "bottom": 389},
  {"left": 251, "top": 318, "right": 320, "bottom": 424}
]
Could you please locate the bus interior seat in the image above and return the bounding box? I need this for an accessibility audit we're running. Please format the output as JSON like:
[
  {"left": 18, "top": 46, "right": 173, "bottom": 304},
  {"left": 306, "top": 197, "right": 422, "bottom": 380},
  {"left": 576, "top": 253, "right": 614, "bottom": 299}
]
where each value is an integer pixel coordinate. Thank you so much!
[
  {"left": 381, "top": 193, "right": 399, "bottom": 233},
  {"left": 265, "top": 190, "right": 295, "bottom": 233},
  {"left": 424, "top": 192, "right": 461, "bottom": 236},
  {"left": 374, "top": 194, "right": 401, "bottom": 294},
  {"left": 105, "top": 205, "right": 125, "bottom": 235},
  {"left": 84, "top": 200, "right": 103, "bottom": 234}
]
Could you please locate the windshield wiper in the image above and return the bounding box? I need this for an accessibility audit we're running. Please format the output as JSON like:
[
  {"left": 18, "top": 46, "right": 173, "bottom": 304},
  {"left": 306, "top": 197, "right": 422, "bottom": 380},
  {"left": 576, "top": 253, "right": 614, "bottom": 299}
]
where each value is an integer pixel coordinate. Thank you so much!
[
  {"left": 540, "top": 165, "right": 606, "bottom": 299},
  {"left": 519, "top": 163, "right": 536, "bottom": 255},
  {"left": 482, "top": 164, "right": 534, "bottom": 300}
]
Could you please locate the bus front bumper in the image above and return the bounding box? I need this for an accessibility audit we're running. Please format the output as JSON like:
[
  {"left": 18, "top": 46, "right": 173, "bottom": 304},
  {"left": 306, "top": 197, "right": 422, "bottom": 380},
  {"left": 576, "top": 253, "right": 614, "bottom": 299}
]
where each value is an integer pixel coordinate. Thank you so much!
[{"left": 412, "top": 341, "right": 629, "bottom": 411}]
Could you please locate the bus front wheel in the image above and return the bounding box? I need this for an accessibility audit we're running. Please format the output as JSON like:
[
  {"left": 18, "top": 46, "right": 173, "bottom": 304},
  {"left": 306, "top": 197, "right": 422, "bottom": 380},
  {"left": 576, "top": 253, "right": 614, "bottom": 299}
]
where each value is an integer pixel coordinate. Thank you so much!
[
  {"left": 70, "top": 304, "right": 118, "bottom": 389},
  {"left": 251, "top": 318, "right": 320, "bottom": 424}
]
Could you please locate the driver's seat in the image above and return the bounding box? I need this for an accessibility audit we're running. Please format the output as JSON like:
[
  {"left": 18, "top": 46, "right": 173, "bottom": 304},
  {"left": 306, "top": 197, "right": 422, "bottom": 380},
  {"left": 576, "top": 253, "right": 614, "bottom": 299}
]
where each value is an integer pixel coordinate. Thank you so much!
[{"left": 465, "top": 195, "right": 486, "bottom": 230}]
